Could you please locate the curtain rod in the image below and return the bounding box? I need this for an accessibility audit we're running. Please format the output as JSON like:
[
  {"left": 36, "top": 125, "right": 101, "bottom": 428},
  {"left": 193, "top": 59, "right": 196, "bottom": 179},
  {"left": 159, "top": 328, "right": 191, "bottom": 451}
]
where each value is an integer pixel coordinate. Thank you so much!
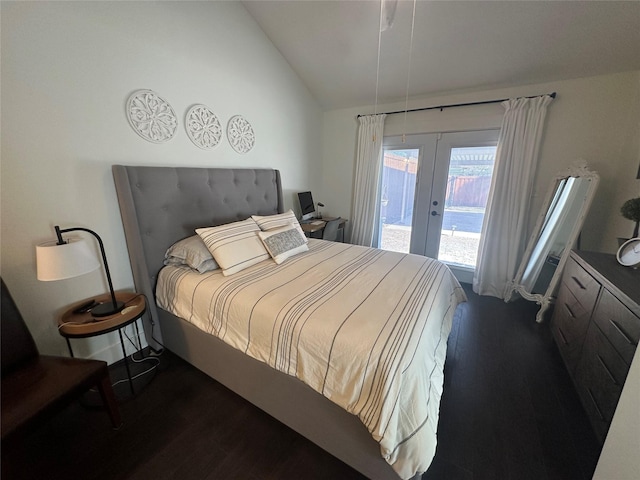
[{"left": 356, "top": 92, "right": 556, "bottom": 118}]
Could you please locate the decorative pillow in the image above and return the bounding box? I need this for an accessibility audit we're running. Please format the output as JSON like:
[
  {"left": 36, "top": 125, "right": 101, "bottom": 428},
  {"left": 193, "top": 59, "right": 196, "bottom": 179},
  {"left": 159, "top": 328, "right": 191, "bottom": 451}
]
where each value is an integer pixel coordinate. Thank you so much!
[
  {"left": 252, "top": 210, "right": 308, "bottom": 243},
  {"left": 164, "top": 235, "right": 219, "bottom": 273},
  {"left": 258, "top": 223, "right": 309, "bottom": 264},
  {"left": 196, "top": 218, "right": 270, "bottom": 276}
]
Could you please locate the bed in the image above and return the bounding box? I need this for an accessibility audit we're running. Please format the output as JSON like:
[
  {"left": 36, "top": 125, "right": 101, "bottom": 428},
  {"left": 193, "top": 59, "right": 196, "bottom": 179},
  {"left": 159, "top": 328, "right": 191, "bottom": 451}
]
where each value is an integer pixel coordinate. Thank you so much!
[{"left": 112, "top": 165, "right": 465, "bottom": 480}]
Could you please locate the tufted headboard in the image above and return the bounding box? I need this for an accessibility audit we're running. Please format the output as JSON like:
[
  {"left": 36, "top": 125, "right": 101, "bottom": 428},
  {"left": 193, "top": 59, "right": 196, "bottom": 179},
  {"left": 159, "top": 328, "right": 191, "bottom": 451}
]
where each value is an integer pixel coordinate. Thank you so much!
[{"left": 112, "top": 165, "right": 284, "bottom": 347}]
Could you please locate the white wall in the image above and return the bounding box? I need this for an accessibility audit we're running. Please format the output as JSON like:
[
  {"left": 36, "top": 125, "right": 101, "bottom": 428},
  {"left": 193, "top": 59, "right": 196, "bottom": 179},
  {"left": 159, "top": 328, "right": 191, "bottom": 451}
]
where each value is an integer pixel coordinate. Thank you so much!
[
  {"left": 322, "top": 71, "right": 640, "bottom": 251},
  {"left": 1, "top": 1, "right": 323, "bottom": 362}
]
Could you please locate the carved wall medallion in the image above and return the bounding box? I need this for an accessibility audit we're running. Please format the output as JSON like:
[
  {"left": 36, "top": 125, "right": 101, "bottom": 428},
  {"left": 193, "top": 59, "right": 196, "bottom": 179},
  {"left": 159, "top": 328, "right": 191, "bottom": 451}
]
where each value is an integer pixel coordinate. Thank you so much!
[
  {"left": 126, "top": 90, "right": 177, "bottom": 143},
  {"left": 185, "top": 104, "right": 222, "bottom": 150},
  {"left": 227, "top": 115, "right": 255, "bottom": 154}
]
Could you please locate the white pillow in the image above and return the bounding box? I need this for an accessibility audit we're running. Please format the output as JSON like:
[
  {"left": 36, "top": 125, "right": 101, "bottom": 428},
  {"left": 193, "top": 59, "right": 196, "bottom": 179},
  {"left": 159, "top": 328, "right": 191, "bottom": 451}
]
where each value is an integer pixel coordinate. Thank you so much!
[
  {"left": 258, "top": 223, "right": 308, "bottom": 264},
  {"left": 252, "top": 210, "right": 308, "bottom": 243},
  {"left": 164, "top": 235, "right": 219, "bottom": 273},
  {"left": 196, "top": 218, "right": 269, "bottom": 276}
]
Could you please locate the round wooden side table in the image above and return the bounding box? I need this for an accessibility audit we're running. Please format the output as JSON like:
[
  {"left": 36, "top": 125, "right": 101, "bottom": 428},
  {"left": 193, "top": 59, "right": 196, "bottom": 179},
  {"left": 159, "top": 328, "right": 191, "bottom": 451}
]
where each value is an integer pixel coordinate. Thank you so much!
[{"left": 58, "top": 291, "right": 147, "bottom": 395}]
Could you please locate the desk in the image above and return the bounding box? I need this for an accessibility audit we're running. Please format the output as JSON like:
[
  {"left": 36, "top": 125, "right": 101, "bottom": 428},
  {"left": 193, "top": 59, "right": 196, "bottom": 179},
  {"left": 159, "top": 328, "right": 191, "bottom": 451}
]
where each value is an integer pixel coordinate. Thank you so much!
[{"left": 300, "top": 217, "right": 347, "bottom": 242}]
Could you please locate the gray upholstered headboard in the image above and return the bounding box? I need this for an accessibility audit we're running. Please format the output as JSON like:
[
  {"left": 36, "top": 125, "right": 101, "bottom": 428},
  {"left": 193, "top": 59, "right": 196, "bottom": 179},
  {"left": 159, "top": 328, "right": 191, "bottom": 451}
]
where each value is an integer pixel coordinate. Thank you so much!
[{"left": 112, "top": 165, "right": 284, "bottom": 348}]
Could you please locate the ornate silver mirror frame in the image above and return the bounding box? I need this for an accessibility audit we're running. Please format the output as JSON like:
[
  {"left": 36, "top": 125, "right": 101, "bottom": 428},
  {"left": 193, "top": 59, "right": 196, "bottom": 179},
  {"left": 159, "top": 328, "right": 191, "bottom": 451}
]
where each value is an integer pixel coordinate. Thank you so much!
[{"left": 506, "top": 161, "right": 599, "bottom": 322}]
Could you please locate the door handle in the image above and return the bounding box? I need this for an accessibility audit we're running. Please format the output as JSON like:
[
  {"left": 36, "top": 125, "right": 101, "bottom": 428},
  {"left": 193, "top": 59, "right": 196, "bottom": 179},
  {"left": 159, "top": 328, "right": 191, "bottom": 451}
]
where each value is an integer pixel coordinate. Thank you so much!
[{"left": 431, "top": 210, "right": 440, "bottom": 216}]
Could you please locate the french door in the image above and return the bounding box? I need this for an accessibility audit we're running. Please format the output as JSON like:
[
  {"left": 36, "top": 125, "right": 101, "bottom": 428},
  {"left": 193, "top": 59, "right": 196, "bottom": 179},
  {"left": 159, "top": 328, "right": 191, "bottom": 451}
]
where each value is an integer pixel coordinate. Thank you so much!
[{"left": 377, "top": 130, "right": 499, "bottom": 282}]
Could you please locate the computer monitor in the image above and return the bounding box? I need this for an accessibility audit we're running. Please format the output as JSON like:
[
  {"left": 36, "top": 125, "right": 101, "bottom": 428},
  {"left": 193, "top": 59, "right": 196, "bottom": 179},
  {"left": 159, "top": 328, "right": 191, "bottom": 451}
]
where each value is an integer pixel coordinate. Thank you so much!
[{"left": 297, "top": 191, "right": 315, "bottom": 221}]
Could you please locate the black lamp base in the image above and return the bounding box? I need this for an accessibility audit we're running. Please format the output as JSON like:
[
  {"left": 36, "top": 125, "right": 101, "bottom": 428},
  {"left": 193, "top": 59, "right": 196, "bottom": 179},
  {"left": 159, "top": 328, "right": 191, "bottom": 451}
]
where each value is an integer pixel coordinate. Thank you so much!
[{"left": 91, "top": 300, "right": 126, "bottom": 317}]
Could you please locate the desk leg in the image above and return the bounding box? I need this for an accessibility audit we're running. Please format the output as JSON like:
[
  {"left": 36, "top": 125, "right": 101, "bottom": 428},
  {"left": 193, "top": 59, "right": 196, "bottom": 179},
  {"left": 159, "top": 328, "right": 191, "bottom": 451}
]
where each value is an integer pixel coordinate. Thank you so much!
[{"left": 118, "top": 328, "right": 135, "bottom": 395}]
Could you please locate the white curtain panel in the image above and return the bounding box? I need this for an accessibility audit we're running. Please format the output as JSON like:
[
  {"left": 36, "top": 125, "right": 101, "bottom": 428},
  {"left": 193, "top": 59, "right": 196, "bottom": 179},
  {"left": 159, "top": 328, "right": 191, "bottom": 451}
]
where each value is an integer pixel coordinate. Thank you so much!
[
  {"left": 351, "top": 114, "right": 386, "bottom": 246},
  {"left": 473, "top": 95, "right": 553, "bottom": 298}
]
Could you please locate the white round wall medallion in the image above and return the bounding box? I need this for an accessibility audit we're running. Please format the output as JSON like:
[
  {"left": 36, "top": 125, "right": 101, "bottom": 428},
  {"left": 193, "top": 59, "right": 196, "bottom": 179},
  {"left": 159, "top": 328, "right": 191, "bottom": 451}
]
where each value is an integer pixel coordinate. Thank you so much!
[
  {"left": 227, "top": 115, "right": 255, "bottom": 154},
  {"left": 185, "top": 104, "right": 223, "bottom": 150},
  {"left": 616, "top": 237, "right": 640, "bottom": 268},
  {"left": 126, "top": 90, "right": 177, "bottom": 143}
]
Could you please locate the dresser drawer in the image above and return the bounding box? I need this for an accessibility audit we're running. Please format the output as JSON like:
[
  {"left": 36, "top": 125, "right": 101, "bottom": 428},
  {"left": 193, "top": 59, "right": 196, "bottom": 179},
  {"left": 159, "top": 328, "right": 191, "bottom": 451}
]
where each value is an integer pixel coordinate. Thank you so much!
[
  {"left": 575, "top": 322, "right": 629, "bottom": 443},
  {"left": 562, "top": 257, "right": 600, "bottom": 313},
  {"left": 592, "top": 289, "right": 640, "bottom": 365},
  {"left": 551, "top": 286, "right": 591, "bottom": 374}
]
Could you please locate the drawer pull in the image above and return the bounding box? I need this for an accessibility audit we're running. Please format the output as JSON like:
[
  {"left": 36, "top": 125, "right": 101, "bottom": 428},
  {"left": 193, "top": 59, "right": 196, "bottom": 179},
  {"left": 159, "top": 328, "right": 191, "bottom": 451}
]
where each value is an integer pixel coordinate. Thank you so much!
[
  {"left": 564, "top": 303, "right": 576, "bottom": 319},
  {"left": 609, "top": 319, "right": 637, "bottom": 346},
  {"left": 557, "top": 326, "right": 569, "bottom": 345},
  {"left": 571, "top": 276, "right": 586, "bottom": 290},
  {"left": 586, "top": 388, "right": 605, "bottom": 422},
  {"left": 596, "top": 355, "right": 618, "bottom": 385}
]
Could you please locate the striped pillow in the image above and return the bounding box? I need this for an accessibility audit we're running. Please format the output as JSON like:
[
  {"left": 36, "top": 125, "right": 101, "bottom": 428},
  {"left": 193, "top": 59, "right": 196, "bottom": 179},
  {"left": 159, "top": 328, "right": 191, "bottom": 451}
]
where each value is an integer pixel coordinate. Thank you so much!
[
  {"left": 196, "top": 218, "right": 269, "bottom": 276},
  {"left": 252, "top": 210, "right": 308, "bottom": 243}
]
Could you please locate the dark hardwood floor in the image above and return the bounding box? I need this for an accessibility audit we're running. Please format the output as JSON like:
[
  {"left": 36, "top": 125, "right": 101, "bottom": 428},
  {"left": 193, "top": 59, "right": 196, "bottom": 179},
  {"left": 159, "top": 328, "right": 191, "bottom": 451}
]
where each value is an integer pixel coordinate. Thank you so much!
[{"left": 2, "top": 285, "right": 601, "bottom": 480}]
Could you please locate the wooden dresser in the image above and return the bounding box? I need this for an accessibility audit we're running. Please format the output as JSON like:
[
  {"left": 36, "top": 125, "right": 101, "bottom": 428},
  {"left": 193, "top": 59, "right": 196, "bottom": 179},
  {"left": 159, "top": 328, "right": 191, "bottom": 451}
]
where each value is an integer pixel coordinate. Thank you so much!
[{"left": 551, "top": 250, "right": 640, "bottom": 444}]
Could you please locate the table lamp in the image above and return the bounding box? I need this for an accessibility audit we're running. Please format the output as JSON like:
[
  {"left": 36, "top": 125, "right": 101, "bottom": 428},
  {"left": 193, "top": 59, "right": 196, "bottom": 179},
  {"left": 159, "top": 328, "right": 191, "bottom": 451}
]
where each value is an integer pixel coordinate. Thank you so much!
[{"left": 36, "top": 225, "right": 124, "bottom": 317}]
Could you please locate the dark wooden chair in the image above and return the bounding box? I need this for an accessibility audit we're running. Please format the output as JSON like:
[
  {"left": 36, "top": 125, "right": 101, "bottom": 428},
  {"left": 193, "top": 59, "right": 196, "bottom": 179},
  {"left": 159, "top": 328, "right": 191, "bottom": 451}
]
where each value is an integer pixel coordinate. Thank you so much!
[{"left": 1, "top": 278, "right": 122, "bottom": 445}]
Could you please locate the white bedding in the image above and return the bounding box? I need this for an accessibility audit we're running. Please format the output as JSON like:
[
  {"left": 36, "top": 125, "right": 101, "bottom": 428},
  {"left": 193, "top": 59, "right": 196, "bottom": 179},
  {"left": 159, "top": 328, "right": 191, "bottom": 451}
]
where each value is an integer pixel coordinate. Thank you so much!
[{"left": 156, "top": 239, "right": 466, "bottom": 479}]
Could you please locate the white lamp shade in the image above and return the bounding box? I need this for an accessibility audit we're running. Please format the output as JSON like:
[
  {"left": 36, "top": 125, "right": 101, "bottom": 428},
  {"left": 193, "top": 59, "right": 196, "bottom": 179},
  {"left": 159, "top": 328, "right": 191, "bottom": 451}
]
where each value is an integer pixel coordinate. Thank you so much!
[{"left": 36, "top": 238, "right": 100, "bottom": 281}]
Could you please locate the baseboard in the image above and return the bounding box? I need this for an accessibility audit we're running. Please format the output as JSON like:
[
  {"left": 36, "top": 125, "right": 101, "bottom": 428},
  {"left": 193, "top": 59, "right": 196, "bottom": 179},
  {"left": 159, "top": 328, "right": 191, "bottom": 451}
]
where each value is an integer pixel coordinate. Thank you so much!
[{"left": 448, "top": 265, "right": 475, "bottom": 284}]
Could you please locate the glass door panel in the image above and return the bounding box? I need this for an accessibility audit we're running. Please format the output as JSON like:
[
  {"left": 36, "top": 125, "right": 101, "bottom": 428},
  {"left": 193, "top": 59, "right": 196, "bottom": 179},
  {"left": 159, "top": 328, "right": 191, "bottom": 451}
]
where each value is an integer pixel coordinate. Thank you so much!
[
  {"left": 426, "top": 131, "right": 499, "bottom": 283},
  {"left": 437, "top": 145, "right": 496, "bottom": 268},
  {"left": 379, "top": 148, "right": 418, "bottom": 253},
  {"left": 378, "top": 134, "right": 438, "bottom": 252}
]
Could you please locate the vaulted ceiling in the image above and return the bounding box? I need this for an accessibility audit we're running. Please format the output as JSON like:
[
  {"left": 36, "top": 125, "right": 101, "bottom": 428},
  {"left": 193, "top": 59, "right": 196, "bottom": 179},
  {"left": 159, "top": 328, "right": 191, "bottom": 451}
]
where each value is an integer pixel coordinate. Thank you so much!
[{"left": 243, "top": 1, "right": 640, "bottom": 110}]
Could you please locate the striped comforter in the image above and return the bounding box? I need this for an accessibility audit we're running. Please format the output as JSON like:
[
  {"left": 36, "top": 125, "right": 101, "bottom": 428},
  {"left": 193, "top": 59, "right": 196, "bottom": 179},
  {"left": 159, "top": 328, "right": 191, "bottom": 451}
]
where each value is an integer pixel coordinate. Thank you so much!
[{"left": 156, "top": 239, "right": 466, "bottom": 479}]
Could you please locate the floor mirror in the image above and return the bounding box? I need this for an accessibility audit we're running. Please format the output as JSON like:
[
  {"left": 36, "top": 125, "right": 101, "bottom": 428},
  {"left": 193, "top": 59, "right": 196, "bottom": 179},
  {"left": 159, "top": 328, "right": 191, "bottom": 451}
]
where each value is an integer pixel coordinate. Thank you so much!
[{"left": 505, "top": 162, "right": 599, "bottom": 322}]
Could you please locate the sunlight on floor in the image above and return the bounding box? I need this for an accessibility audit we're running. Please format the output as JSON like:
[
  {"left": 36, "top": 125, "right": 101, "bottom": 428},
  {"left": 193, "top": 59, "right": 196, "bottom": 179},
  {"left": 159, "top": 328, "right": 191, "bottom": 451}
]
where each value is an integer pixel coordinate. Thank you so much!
[{"left": 380, "top": 224, "right": 480, "bottom": 268}]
